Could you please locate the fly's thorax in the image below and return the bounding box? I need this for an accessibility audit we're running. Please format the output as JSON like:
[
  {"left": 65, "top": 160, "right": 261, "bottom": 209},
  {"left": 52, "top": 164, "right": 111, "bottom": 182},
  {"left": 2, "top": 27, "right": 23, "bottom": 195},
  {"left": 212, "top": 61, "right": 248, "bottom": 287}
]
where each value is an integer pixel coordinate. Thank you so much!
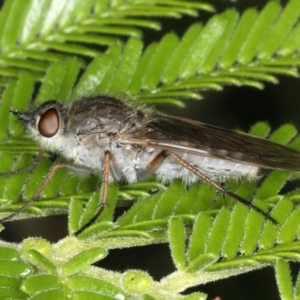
[
  {"left": 69, "top": 97, "right": 131, "bottom": 133},
  {"left": 72, "top": 133, "right": 109, "bottom": 171},
  {"left": 67, "top": 96, "right": 154, "bottom": 137}
]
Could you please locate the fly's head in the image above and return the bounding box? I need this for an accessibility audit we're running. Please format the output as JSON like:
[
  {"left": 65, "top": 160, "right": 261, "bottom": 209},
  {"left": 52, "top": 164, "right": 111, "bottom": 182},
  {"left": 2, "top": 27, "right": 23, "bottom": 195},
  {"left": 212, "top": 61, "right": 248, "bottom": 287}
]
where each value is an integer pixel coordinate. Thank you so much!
[{"left": 11, "top": 101, "right": 70, "bottom": 152}]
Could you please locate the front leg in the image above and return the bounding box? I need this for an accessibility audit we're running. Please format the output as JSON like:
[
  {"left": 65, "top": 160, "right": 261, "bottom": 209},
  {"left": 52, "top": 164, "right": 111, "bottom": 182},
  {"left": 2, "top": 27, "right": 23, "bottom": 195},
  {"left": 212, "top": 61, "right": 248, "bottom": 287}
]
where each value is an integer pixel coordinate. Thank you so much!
[{"left": 0, "top": 162, "right": 93, "bottom": 225}]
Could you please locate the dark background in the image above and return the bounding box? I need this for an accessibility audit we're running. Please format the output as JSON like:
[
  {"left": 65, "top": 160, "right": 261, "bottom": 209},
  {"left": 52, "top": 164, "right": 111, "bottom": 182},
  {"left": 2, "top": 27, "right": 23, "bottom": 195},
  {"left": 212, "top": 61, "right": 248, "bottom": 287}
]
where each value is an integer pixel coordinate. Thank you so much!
[{"left": 1, "top": 1, "right": 300, "bottom": 299}]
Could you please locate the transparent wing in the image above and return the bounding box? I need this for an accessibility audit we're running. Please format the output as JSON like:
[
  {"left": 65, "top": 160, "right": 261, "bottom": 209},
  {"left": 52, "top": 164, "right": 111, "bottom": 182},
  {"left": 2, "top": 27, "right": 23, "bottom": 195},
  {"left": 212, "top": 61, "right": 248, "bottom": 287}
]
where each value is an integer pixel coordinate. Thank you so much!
[{"left": 120, "top": 114, "right": 300, "bottom": 171}]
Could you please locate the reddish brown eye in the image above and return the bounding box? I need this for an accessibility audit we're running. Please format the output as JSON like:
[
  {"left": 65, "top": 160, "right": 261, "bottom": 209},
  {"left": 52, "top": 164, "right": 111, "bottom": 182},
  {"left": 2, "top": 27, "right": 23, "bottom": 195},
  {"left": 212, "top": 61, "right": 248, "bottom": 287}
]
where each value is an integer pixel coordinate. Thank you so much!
[{"left": 38, "top": 108, "right": 59, "bottom": 137}]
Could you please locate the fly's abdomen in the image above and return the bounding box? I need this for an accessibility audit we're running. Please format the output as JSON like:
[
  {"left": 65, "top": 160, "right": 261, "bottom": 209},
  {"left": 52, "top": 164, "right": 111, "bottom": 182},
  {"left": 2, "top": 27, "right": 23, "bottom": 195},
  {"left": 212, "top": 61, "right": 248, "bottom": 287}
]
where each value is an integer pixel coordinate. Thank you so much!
[{"left": 155, "top": 153, "right": 260, "bottom": 184}]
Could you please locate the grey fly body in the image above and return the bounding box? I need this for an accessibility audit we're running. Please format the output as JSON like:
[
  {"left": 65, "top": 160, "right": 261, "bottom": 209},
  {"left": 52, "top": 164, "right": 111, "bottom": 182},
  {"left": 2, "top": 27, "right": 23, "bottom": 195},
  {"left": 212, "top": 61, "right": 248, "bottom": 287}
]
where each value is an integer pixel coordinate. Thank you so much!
[{"left": 2, "top": 96, "right": 300, "bottom": 234}]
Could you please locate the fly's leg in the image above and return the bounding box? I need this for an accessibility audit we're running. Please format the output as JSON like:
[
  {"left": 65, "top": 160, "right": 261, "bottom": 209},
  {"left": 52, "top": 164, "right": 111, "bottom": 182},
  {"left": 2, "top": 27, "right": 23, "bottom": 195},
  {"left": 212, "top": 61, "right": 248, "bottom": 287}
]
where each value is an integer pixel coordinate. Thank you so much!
[
  {"left": 166, "top": 150, "right": 278, "bottom": 225},
  {"left": 0, "top": 149, "right": 45, "bottom": 177},
  {"left": 75, "top": 151, "right": 112, "bottom": 235},
  {"left": 0, "top": 162, "right": 92, "bottom": 224},
  {"left": 101, "top": 151, "right": 112, "bottom": 208},
  {"left": 0, "top": 150, "right": 113, "bottom": 235},
  {"left": 0, "top": 149, "right": 45, "bottom": 214},
  {"left": 76, "top": 151, "right": 168, "bottom": 235},
  {"left": 139, "top": 151, "right": 168, "bottom": 179}
]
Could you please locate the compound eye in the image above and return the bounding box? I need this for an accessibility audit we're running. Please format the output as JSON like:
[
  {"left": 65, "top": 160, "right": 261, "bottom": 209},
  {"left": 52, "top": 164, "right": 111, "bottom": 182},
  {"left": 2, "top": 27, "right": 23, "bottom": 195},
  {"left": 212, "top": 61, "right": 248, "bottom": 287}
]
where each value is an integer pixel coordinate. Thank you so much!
[{"left": 38, "top": 108, "right": 59, "bottom": 137}]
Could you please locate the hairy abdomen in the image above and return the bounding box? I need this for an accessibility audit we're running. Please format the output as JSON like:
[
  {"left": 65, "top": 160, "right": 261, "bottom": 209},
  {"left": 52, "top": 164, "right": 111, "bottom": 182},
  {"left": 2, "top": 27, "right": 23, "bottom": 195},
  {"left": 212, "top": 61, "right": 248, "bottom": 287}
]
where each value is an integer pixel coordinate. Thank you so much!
[{"left": 110, "top": 147, "right": 260, "bottom": 184}]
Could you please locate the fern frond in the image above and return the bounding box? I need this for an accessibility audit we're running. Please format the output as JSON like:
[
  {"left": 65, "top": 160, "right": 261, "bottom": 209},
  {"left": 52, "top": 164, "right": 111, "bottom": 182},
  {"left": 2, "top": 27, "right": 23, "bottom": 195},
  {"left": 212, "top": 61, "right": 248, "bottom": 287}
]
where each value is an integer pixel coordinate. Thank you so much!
[
  {"left": 133, "top": 0, "right": 300, "bottom": 102},
  {"left": 1, "top": 0, "right": 300, "bottom": 98},
  {"left": 2, "top": 192, "right": 300, "bottom": 298},
  {"left": 55, "top": 1, "right": 300, "bottom": 107},
  {"left": 1, "top": 1, "right": 300, "bottom": 299},
  {"left": 0, "top": 0, "right": 213, "bottom": 82}
]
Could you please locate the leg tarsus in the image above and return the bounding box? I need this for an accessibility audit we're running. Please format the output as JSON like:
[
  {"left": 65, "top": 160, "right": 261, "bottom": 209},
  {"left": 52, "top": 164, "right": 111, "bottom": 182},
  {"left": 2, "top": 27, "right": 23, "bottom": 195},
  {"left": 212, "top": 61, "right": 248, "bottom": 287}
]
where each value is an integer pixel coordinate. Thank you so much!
[{"left": 0, "top": 162, "right": 93, "bottom": 224}]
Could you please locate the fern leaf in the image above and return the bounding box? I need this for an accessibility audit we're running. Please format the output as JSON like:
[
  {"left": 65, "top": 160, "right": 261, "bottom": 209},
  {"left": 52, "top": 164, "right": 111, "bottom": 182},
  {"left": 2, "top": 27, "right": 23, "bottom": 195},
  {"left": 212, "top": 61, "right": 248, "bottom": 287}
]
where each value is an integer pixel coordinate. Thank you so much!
[
  {"left": 0, "top": 1, "right": 300, "bottom": 299},
  {"left": 0, "top": 0, "right": 213, "bottom": 82}
]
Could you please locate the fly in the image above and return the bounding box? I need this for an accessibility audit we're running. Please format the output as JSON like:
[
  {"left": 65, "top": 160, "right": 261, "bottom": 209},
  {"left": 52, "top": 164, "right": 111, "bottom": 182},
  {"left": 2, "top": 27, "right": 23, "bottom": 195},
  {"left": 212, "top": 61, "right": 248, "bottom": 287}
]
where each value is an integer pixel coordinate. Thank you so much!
[{"left": 1, "top": 96, "right": 300, "bottom": 234}]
